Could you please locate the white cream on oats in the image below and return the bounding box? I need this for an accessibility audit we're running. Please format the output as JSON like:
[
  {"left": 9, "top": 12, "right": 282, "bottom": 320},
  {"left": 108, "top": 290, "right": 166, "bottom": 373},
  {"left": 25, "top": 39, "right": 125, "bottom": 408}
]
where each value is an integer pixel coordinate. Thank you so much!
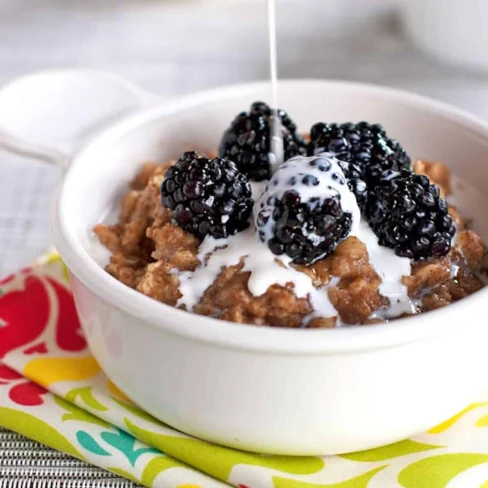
[
  {"left": 176, "top": 221, "right": 339, "bottom": 319},
  {"left": 176, "top": 154, "right": 414, "bottom": 322},
  {"left": 353, "top": 222, "right": 414, "bottom": 318}
]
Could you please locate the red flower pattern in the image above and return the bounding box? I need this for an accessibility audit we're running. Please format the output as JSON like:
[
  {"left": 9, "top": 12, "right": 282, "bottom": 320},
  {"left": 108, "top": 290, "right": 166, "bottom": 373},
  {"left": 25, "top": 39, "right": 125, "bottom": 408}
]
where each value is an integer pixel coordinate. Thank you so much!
[
  {"left": 0, "top": 364, "right": 21, "bottom": 381},
  {"left": 0, "top": 272, "right": 87, "bottom": 360},
  {"left": 0, "top": 364, "right": 47, "bottom": 406},
  {"left": 24, "top": 343, "right": 48, "bottom": 355},
  {"left": 0, "top": 267, "right": 86, "bottom": 406},
  {"left": 0, "top": 276, "right": 50, "bottom": 359},
  {"left": 0, "top": 273, "right": 15, "bottom": 286},
  {"left": 47, "top": 277, "right": 86, "bottom": 352}
]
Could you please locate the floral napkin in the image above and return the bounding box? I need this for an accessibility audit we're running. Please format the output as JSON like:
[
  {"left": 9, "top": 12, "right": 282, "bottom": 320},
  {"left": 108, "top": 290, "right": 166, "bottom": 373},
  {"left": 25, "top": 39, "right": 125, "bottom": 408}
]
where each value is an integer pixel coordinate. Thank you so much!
[{"left": 2, "top": 253, "right": 488, "bottom": 488}]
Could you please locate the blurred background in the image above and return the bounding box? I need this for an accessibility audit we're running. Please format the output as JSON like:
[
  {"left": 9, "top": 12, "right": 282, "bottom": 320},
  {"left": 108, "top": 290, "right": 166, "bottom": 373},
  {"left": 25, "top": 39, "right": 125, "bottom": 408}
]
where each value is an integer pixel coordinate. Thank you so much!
[{"left": 1, "top": 0, "right": 488, "bottom": 275}]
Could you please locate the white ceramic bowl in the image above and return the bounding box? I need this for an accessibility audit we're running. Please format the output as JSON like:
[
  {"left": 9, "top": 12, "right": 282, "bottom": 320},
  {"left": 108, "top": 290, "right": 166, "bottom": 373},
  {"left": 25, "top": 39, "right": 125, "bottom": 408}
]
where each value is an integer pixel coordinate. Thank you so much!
[
  {"left": 402, "top": 0, "right": 488, "bottom": 74},
  {"left": 2, "top": 71, "right": 488, "bottom": 456}
]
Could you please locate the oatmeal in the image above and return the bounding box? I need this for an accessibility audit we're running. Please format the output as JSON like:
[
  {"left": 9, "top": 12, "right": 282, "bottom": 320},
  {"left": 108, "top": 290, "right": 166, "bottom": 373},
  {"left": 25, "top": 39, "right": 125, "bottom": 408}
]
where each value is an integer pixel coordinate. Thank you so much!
[{"left": 94, "top": 103, "right": 487, "bottom": 327}]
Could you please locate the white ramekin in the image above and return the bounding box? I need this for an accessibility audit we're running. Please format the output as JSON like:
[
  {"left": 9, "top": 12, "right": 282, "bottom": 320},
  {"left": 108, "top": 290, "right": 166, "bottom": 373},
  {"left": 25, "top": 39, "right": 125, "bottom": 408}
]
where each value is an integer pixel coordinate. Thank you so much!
[{"left": 2, "top": 70, "right": 488, "bottom": 455}]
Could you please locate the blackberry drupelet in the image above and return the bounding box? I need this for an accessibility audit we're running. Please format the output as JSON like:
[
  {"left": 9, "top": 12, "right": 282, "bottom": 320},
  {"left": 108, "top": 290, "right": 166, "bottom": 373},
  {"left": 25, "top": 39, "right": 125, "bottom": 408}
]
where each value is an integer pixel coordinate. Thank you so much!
[
  {"left": 161, "top": 151, "right": 253, "bottom": 240},
  {"left": 308, "top": 122, "right": 411, "bottom": 206},
  {"left": 365, "top": 170, "right": 455, "bottom": 259},
  {"left": 255, "top": 155, "right": 358, "bottom": 265},
  {"left": 219, "top": 101, "right": 306, "bottom": 181}
]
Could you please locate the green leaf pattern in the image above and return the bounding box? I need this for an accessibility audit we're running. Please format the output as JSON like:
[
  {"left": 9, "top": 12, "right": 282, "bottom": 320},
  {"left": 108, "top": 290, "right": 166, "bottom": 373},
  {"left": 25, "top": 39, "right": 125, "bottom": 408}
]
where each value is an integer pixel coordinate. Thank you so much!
[{"left": 272, "top": 467, "right": 387, "bottom": 488}]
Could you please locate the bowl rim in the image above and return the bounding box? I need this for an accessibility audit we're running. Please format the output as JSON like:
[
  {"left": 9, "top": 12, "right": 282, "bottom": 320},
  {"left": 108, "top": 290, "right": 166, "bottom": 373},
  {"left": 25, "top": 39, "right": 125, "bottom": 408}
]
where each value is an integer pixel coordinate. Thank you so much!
[{"left": 53, "top": 78, "right": 488, "bottom": 355}]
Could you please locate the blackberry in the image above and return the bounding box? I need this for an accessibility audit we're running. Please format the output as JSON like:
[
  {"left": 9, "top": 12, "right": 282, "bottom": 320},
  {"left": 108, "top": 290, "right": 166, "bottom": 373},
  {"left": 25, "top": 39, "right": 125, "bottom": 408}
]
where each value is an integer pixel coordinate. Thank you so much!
[
  {"left": 308, "top": 122, "right": 411, "bottom": 207},
  {"left": 161, "top": 151, "right": 253, "bottom": 240},
  {"left": 255, "top": 155, "right": 359, "bottom": 265},
  {"left": 219, "top": 101, "right": 306, "bottom": 181},
  {"left": 365, "top": 170, "right": 455, "bottom": 259}
]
